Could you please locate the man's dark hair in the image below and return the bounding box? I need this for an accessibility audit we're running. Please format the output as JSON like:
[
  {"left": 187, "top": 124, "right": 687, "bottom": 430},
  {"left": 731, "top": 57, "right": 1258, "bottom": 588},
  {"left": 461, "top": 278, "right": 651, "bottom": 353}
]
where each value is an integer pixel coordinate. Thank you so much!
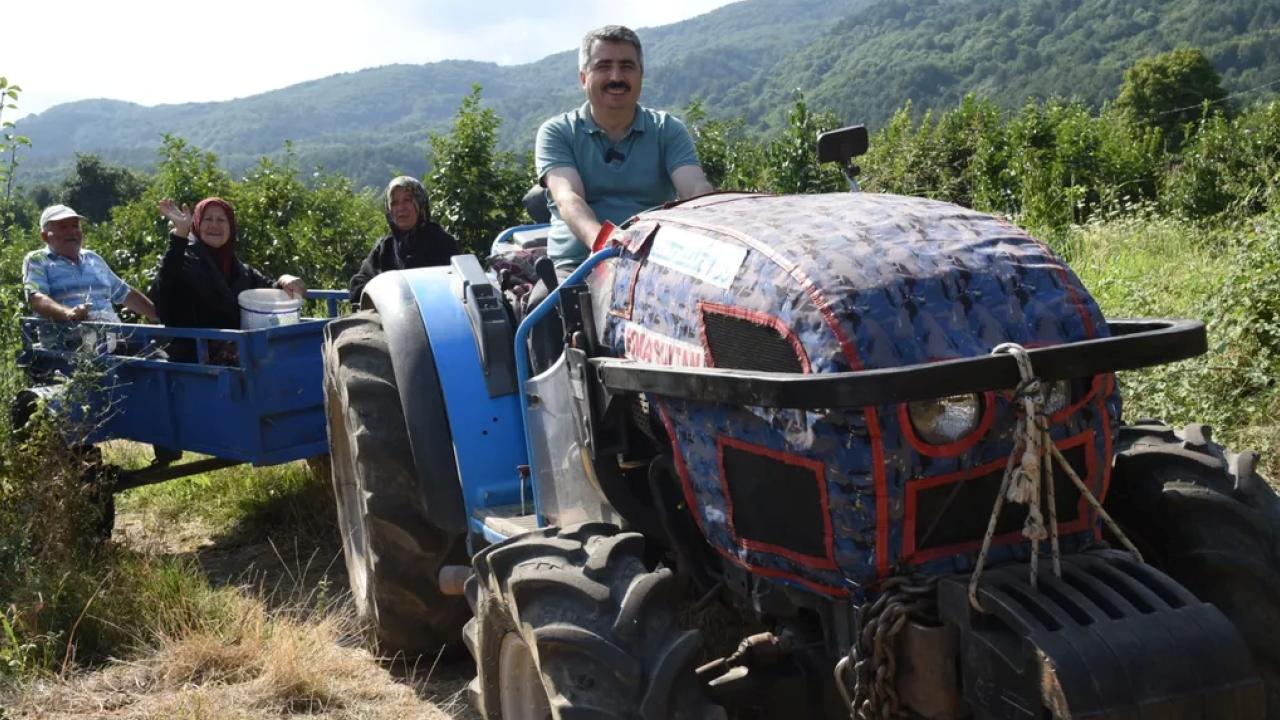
[{"left": 579, "top": 25, "right": 643, "bottom": 72}]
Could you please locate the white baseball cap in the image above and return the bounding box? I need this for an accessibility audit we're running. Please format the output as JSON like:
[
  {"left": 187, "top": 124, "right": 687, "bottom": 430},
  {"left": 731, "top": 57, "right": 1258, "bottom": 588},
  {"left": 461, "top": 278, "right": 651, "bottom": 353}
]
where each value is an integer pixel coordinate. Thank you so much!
[{"left": 39, "top": 204, "right": 86, "bottom": 229}]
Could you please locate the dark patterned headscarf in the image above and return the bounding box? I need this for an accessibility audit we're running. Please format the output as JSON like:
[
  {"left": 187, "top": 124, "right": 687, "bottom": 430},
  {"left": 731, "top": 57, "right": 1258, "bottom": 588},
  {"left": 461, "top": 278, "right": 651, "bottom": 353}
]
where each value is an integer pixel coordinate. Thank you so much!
[
  {"left": 192, "top": 197, "right": 238, "bottom": 281},
  {"left": 384, "top": 176, "right": 432, "bottom": 236}
]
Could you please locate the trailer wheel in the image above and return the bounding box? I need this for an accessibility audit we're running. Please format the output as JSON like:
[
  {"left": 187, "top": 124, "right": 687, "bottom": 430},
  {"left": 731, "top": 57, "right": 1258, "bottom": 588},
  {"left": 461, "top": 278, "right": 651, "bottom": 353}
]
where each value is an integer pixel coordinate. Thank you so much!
[
  {"left": 465, "top": 522, "right": 724, "bottom": 720},
  {"left": 1107, "top": 421, "right": 1280, "bottom": 716},
  {"left": 324, "top": 309, "right": 468, "bottom": 656}
]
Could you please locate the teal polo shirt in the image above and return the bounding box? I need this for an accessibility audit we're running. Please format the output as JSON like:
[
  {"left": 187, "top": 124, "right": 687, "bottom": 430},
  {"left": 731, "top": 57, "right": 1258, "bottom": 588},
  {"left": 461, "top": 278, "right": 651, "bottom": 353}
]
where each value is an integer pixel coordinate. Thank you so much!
[{"left": 536, "top": 102, "right": 700, "bottom": 267}]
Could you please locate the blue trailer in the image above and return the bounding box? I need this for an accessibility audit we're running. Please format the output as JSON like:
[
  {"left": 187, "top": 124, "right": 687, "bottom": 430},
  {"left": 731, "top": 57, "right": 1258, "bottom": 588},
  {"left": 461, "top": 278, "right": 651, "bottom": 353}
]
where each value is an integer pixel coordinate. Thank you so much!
[{"left": 17, "top": 290, "right": 347, "bottom": 489}]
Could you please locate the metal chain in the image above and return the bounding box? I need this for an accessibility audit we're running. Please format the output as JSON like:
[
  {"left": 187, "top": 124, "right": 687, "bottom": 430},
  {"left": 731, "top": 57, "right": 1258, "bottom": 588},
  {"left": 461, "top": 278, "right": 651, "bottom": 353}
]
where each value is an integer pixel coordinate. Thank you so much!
[
  {"left": 968, "top": 344, "right": 1143, "bottom": 612},
  {"left": 840, "top": 576, "right": 940, "bottom": 720}
]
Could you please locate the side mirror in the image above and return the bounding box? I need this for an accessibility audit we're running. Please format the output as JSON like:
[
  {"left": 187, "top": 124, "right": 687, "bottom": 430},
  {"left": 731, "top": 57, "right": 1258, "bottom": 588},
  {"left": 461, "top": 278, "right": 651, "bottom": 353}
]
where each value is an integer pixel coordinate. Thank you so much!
[{"left": 816, "top": 125, "right": 869, "bottom": 165}]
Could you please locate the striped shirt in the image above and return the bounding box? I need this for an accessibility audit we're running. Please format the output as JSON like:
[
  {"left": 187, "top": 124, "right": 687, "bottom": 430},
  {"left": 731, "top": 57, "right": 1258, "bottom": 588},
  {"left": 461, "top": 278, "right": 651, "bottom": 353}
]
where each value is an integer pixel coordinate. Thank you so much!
[{"left": 22, "top": 247, "right": 129, "bottom": 322}]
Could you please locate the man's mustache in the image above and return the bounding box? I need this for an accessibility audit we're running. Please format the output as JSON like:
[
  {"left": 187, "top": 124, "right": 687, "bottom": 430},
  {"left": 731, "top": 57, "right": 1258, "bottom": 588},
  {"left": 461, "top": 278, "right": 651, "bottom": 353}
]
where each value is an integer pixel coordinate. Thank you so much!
[{"left": 605, "top": 81, "right": 631, "bottom": 92}]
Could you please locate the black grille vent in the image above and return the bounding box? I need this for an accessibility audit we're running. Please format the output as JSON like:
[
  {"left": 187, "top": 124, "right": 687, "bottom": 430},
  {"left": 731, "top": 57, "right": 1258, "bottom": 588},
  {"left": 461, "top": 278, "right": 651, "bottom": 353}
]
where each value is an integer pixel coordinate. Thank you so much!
[
  {"left": 721, "top": 442, "right": 827, "bottom": 561},
  {"left": 913, "top": 444, "right": 1091, "bottom": 553},
  {"left": 702, "top": 311, "right": 804, "bottom": 373}
]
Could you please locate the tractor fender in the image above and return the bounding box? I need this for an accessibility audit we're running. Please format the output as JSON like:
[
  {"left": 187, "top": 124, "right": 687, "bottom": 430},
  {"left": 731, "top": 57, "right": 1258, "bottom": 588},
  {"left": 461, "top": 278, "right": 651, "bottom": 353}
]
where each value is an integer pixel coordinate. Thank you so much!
[
  {"left": 361, "top": 270, "right": 467, "bottom": 534},
  {"left": 362, "top": 265, "right": 528, "bottom": 540}
]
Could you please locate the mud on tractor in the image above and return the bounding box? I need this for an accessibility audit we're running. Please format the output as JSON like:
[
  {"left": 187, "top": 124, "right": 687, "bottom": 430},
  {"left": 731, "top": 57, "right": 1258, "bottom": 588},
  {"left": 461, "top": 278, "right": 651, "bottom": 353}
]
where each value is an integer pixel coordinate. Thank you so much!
[{"left": 323, "top": 126, "right": 1280, "bottom": 719}]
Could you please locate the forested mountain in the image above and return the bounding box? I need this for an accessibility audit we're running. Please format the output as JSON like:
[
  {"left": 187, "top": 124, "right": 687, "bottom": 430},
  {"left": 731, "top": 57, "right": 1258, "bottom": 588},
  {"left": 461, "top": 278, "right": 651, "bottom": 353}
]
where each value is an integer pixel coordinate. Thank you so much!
[
  {"left": 748, "top": 0, "right": 1280, "bottom": 130},
  {"left": 14, "top": 0, "right": 1279, "bottom": 188}
]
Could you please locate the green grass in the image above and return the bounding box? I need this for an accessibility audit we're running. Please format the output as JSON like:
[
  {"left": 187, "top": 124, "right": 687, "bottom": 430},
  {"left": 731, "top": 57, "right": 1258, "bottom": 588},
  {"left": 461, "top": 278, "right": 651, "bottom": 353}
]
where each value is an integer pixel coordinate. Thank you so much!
[
  {"left": 1, "top": 439, "right": 338, "bottom": 688},
  {"left": 114, "top": 451, "right": 335, "bottom": 543},
  {"left": 0, "top": 549, "right": 239, "bottom": 685},
  {"left": 1049, "top": 210, "right": 1280, "bottom": 473},
  {"left": 1056, "top": 213, "right": 1229, "bottom": 318}
]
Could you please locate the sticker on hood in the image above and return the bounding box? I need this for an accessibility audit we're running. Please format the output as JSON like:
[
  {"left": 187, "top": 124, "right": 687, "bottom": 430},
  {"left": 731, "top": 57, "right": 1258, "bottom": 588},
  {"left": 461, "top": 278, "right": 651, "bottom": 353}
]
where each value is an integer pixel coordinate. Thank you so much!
[
  {"left": 623, "top": 322, "right": 707, "bottom": 368},
  {"left": 648, "top": 226, "right": 747, "bottom": 289}
]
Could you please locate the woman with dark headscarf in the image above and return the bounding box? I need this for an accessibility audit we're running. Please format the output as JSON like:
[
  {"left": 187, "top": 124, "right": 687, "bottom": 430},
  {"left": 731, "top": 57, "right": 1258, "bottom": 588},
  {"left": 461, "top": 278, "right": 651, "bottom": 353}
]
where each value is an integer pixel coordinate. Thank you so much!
[
  {"left": 348, "top": 176, "right": 459, "bottom": 304},
  {"left": 150, "top": 197, "right": 305, "bottom": 361}
]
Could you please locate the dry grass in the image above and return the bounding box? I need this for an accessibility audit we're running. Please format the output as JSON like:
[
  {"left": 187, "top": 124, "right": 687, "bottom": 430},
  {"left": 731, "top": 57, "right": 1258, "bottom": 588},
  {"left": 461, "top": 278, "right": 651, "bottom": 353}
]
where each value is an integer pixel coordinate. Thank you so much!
[
  {"left": 0, "top": 446, "right": 477, "bottom": 720},
  {"left": 3, "top": 582, "right": 475, "bottom": 719}
]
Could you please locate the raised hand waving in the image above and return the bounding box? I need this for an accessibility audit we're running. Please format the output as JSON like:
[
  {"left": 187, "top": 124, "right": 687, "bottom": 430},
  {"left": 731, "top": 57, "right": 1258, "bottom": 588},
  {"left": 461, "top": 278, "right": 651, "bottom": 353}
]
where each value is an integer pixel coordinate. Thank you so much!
[{"left": 157, "top": 199, "right": 193, "bottom": 238}]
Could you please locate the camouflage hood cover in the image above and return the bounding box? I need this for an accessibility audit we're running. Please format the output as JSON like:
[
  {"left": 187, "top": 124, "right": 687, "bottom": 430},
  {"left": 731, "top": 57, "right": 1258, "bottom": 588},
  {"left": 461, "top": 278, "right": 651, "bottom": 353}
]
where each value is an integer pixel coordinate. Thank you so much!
[{"left": 593, "top": 192, "right": 1121, "bottom": 596}]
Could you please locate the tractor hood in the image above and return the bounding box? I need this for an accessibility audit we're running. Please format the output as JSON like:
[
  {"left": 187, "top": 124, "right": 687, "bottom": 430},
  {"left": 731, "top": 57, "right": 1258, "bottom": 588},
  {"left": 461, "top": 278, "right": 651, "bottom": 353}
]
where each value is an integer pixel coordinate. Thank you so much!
[
  {"left": 596, "top": 191, "right": 1108, "bottom": 375},
  {"left": 591, "top": 192, "right": 1121, "bottom": 594}
]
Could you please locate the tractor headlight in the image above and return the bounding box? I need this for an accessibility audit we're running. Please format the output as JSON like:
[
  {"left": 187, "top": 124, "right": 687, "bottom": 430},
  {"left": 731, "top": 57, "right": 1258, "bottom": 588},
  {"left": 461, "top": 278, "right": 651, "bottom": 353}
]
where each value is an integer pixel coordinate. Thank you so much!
[
  {"left": 907, "top": 394, "right": 983, "bottom": 445},
  {"left": 1043, "top": 379, "right": 1072, "bottom": 414}
]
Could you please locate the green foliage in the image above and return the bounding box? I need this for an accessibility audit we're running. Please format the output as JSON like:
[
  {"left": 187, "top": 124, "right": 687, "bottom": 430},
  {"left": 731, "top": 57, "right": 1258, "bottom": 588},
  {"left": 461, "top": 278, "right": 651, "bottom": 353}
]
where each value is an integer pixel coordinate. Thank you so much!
[
  {"left": 863, "top": 97, "right": 1011, "bottom": 208},
  {"left": 0, "top": 386, "right": 331, "bottom": 684},
  {"left": 1062, "top": 210, "right": 1280, "bottom": 474},
  {"left": 1209, "top": 209, "right": 1280, "bottom": 385},
  {"left": 763, "top": 93, "right": 845, "bottom": 194},
  {"left": 58, "top": 154, "right": 147, "bottom": 223},
  {"left": 228, "top": 147, "right": 383, "bottom": 290},
  {"left": 88, "top": 136, "right": 235, "bottom": 291},
  {"left": 863, "top": 89, "right": 1177, "bottom": 232},
  {"left": 0, "top": 78, "right": 32, "bottom": 245},
  {"left": 0, "top": 405, "right": 329, "bottom": 684},
  {"left": 1004, "top": 100, "right": 1118, "bottom": 230},
  {"left": 149, "top": 134, "right": 235, "bottom": 207},
  {"left": 754, "top": 0, "right": 1278, "bottom": 139},
  {"left": 1162, "top": 101, "right": 1280, "bottom": 219},
  {"left": 1116, "top": 47, "right": 1229, "bottom": 149},
  {"left": 427, "top": 86, "right": 533, "bottom": 254},
  {"left": 0, "top": 349, "right": 126, "bottom": 679},
  {"left": 228, "top": 150, "right": 313, "bottom": 276},
  {"left": 71, "top": 136, "right": 383, "bottom": 295},
  {"left": 683, "top": 100, "right": 764, "bottom": 191},
  {"left": 685, "top": 92, "right": 846, "bottom": 194},
  {"left": 1060, "top": 213, "right": 1225, "bottom": 414}
]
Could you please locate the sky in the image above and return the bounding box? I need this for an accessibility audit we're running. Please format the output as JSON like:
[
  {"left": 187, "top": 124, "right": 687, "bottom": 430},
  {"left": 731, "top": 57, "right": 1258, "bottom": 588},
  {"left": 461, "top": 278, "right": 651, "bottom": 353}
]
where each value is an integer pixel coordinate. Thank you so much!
[{"left": 4, "top": 0, "right": 737, "bottom": 119}]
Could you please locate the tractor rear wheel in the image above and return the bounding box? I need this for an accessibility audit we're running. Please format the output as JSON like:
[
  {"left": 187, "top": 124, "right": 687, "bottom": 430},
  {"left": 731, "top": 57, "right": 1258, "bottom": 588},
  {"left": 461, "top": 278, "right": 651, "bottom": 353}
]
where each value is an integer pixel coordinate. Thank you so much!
[
  {"left": 324, "top": 309, "right": 468, "bottom": 656},
  {"left": 465, "top": 522, "right": 724, "bottom": 719},
  {"left": 1107, "top": 421, "right": 1280, "bottom": 717}
]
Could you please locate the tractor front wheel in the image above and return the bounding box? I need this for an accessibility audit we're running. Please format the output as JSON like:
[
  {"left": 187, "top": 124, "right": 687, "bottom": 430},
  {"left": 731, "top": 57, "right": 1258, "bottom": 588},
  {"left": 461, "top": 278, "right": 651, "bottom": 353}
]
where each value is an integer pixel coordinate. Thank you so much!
[
  {"left": 1107, "top": 421, "right": 1280, "bottom": 717},
  {"left": 465, "top": 523, "right": 724, "bottom": 719},
  {"left": 323, "top": 309, "right": 468, "bottom": 656}
]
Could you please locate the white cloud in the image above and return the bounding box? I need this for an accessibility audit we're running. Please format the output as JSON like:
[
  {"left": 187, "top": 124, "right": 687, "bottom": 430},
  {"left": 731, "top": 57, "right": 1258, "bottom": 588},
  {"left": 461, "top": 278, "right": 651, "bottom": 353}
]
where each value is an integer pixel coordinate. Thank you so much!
[{"left": 4, "top": 0, "right": 736, "bottom": 118}]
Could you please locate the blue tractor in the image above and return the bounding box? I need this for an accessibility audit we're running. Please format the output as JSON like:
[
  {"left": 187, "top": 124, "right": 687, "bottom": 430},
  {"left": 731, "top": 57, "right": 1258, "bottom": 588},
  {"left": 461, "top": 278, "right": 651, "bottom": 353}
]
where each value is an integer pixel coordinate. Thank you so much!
[{"left": 323, "top": 128, "right": 1280, "bottom": 719}]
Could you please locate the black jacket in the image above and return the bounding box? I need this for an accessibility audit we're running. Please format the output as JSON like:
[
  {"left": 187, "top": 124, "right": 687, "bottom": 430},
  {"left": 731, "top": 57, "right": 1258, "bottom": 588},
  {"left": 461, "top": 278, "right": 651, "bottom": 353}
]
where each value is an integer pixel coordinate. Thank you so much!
[
  {"left": 348, "top": 222, "right": 458, "bottom": 303},
  {"left": 149, "top": 234, "right": 276, "bottom": 360}
]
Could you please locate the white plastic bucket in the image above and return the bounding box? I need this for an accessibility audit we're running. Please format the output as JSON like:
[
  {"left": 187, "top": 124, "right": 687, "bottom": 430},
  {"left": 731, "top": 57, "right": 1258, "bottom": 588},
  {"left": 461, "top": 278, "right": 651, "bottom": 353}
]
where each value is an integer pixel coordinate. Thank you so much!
[{"left": 239, "top": 288, "right": 302, "bottom": 329}]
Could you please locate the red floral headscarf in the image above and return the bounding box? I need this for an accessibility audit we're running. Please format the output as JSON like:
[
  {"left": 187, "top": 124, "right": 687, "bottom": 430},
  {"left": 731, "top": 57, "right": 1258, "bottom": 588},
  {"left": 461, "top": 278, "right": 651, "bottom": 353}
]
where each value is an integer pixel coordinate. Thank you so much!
[{"left": 191, "top": 197, "right": 238, "bottom": 281}]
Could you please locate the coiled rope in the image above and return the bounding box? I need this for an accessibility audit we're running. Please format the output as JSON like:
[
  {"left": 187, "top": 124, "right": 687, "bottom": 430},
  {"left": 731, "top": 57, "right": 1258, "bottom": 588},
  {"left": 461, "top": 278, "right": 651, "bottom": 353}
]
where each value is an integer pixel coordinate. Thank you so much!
[{"left": 967, "top": 343, "right": 1143, "bottom": 612}]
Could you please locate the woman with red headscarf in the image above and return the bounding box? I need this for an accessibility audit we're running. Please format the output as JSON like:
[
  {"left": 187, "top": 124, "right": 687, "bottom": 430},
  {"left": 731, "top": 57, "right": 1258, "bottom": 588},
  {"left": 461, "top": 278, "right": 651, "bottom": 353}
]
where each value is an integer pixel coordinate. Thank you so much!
[{"left": 150, "top": 197, "right": 305, "bottom": 362}]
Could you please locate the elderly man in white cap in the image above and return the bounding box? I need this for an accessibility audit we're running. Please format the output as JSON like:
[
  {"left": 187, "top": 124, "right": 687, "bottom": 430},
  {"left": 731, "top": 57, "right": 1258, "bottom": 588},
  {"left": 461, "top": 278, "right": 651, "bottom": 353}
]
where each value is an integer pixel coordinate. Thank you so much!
[{"left": 22, "top": 204, "right": 157, "bottom": 323}]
